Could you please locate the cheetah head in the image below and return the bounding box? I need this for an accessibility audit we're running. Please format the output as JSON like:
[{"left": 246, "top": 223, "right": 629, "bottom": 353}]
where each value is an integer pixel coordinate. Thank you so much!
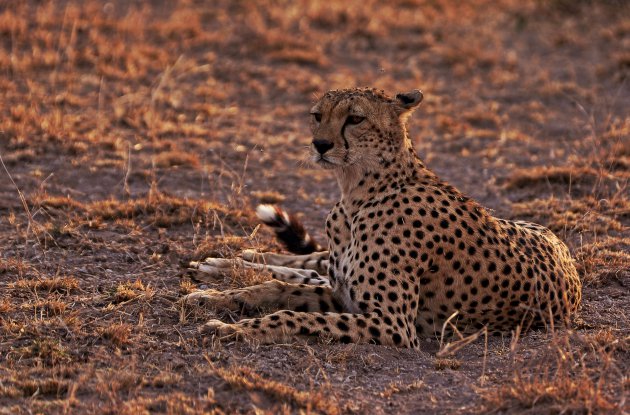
[{"left": 309, "top": 88, "right": 423, "bottom": 170}]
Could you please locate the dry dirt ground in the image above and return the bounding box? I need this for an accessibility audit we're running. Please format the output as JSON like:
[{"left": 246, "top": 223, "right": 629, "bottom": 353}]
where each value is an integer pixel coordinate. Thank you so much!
[{"left": 0, "top": 1, "right": 629, "bottom": 414}]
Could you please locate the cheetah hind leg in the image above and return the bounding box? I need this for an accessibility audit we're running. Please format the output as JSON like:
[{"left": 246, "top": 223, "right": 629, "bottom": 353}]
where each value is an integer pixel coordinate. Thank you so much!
[
  {"left": 189, "top": 256, "right": 330, "bottom": 286},
  {"left": 241, "top": 249, "right": 329, "bottom": 275}
]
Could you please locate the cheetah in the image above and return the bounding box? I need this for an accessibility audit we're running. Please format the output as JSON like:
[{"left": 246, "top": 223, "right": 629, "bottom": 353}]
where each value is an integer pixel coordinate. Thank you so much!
[{"left": 183, "top": 88, "right": 582, "bottom": 348}]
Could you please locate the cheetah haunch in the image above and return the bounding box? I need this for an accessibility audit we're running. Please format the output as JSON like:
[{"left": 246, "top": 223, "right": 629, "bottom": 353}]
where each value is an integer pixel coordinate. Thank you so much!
[{"left": 184, "top": 88, "right": 582, "bottom": 348}]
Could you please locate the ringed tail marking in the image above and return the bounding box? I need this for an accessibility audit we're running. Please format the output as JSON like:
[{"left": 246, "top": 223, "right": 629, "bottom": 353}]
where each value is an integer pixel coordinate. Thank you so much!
[{"left": 256, "top": 204, "right": 323, "bottom": 254}]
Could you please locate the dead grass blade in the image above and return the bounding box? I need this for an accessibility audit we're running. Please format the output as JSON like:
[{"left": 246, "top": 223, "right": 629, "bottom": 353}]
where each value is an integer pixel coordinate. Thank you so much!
[{"left": 205, "top": 357, "right": 341, "bottom": 415}]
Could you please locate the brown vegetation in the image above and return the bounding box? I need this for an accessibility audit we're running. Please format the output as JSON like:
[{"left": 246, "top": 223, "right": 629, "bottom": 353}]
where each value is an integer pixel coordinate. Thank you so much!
[{"left": 0, "top": 0, "right": 628, "bottom": 413}]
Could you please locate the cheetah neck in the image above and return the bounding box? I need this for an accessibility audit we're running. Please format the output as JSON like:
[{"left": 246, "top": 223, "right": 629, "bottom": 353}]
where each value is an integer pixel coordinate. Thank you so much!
[{"left": 336, "top": 140, "right": 437, "bottom": 206}]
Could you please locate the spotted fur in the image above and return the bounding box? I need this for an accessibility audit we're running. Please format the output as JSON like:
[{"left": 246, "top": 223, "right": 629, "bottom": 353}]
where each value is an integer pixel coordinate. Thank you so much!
[{"left": 184, "top": 88, "right": 582, "bottom": 348}]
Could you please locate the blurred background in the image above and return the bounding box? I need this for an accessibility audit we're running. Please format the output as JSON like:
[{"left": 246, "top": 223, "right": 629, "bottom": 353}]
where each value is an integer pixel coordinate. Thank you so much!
[
  {"left": 1, "top": 0, "right": 627, "bottom": 218},
  {"left": 0, "top": 1, "right": 628, "bottom": 413}
]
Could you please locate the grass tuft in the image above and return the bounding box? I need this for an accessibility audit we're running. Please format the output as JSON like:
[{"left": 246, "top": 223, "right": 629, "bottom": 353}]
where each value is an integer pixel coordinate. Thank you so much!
[
  {"left": 434, "top": 358, "right": 462, "bottom": 371},
  {"left": 100, "top": 323, "right": 133, "bottom": 347},
  {"left": 211, "top": 363, "right": 340, "bottom": 415},
  {"left": 11, "top": 276, "right": 79, "bottom": 293},
  {"left": 481, "top": 331, "right": 626, "bottom": 414}
]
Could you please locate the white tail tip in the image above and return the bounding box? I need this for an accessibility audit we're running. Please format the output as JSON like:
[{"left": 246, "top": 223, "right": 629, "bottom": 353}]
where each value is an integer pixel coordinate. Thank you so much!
[{"left": 256, "top": 204, "right": 279, "bottom": 223}]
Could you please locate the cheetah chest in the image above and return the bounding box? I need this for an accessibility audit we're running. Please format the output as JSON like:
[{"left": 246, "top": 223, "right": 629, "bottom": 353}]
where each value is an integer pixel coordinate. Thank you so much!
[{"left": 325, "top": 205, "right": 358, "bottom": 310}]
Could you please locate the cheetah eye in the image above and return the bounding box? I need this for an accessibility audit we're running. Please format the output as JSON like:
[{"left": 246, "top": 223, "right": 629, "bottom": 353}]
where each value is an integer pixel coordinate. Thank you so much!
[
  {"left": 311, "top": 112, "right": 322, "bottom": 122},
  {"left": 346, "top": 115, "right": 365, "bottom": 125}
]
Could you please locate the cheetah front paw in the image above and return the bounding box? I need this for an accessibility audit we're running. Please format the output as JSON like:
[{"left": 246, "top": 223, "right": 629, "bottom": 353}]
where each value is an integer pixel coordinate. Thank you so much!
[
  {"left": 201, "top": 319, "right": 243, "bottom": 340},
  {"left": 192, "top": 257, "right": 243, "bottom": 269},
  {"left": 189, "top": 257, "right": 244, "bottom": 281},
  {"left": 181, "top": 289, "right": 245, "bottom": 312},
  {"left": 240, "top": 249, "right": 263, "bottom": 263},
  {"left": 189, "top": 258, "right": 243, "bottom": 276}
]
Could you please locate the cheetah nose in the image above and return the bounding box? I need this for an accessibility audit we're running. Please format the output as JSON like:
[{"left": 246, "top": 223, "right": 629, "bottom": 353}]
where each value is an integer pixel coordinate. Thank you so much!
[{"left": 312, "top": 139, "right": 334, "bottom": 154}]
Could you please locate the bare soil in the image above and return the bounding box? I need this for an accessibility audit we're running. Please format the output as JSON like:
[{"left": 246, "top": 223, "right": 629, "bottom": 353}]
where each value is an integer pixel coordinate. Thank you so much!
[{"left": 0, "top": 1, "right": 628, "bottom": 414}]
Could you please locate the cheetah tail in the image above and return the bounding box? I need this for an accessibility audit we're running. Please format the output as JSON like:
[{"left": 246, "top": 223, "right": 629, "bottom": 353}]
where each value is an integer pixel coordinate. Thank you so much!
[{"left": 256, "top": 204, "right": 323, "bottom": 254}]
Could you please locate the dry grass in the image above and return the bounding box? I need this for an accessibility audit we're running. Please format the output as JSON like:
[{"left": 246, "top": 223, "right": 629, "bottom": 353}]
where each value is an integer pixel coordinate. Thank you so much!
[
  {"left": 35, "top": 192, "right": 255, "bottom": 229},
  {"left": 33, "top": 299, "right": 68, "bottom": 316},
  {"left": 481, "top": 330, "right": 628, "bottom": 414},
  {"left": 511, "top": 196, "right": 628, "bottom": 234},
  {"left": 4, "top": 378, "right": 70, "bottom": 399},
  {"left": 110, "top": 280, "right": 154, "bottom": 303},
  {"left": 11, "top": 276, "right": 80, "bottom": 293},
  {"left": 153, "top": 150, "right": 201, "bottom": 169},
  {"left": 15, "top": 338, "right": 72, "bottom": 367},
  {"left": 0, "top": 0, "right": 628, "bottom": 413},
  {"left": 210, "top": 363, "right": 341, "bottom": 415},
  {"left": 434, "top": 358, "right": 462, "bottom": 371},
  {"left": 0, "top": 257, "right": 35, "bottom": 276},
  {"left": 505, "top": 165, "right": 622, "bottom": 191},
  {"left": 380, "top": 380, "right": 425, "bottom": 399},
  {"left": 100, "top": 323, "right": 133, "bottom": 347}
]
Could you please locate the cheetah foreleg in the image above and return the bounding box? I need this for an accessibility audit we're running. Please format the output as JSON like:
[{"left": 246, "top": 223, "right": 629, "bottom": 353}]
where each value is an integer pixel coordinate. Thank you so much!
[{"left": 201, "top": 310, "right": 418, "bottom": 348}]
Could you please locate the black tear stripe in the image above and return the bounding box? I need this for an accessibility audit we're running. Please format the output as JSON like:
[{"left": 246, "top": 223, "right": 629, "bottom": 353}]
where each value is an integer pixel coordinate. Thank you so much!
[
  {"left": 340, "top": 121, "right": 350, "bottom": 163},
  {"left": 340, "top": 122, "right": 350, "bottom": 150}
]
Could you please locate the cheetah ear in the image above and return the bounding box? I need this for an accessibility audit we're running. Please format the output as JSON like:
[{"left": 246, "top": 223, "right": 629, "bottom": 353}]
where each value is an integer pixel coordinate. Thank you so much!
[{"left": 394, "top": 89, "right": 423, "bottom": 114}]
